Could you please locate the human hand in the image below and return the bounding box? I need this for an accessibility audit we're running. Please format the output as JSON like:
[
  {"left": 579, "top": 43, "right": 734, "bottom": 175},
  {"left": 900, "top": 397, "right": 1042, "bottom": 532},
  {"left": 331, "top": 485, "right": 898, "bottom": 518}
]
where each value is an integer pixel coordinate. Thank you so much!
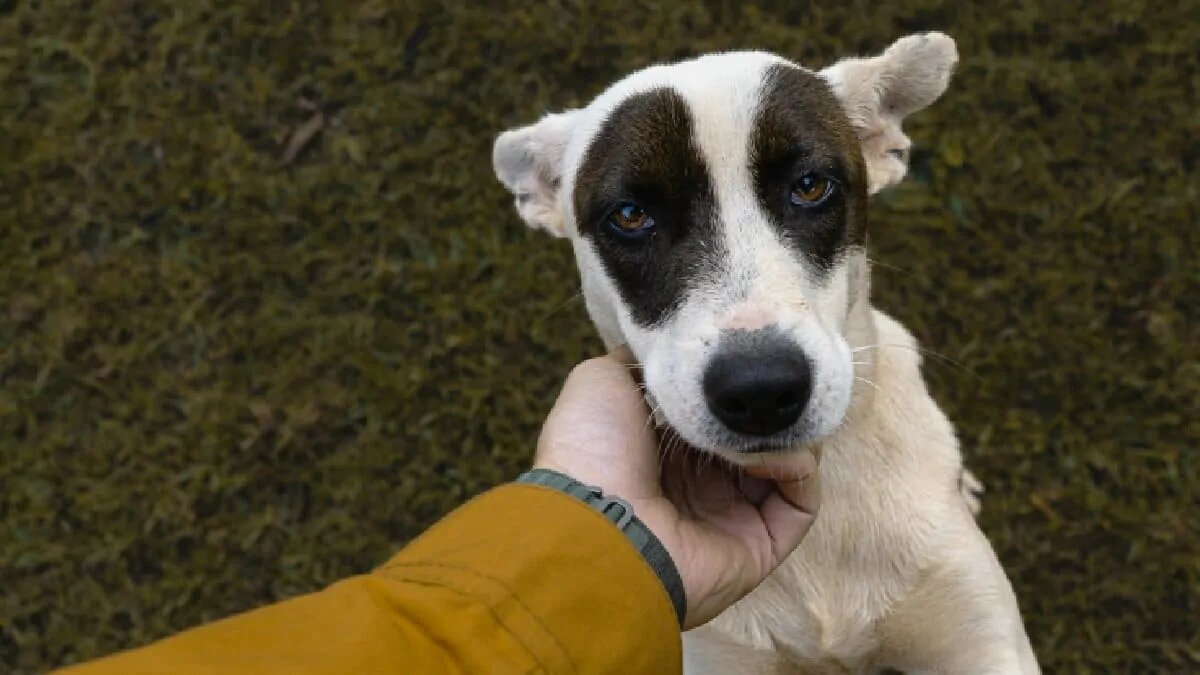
[{"left": 534, "top": 346, "right": 820, "bottom": 629}]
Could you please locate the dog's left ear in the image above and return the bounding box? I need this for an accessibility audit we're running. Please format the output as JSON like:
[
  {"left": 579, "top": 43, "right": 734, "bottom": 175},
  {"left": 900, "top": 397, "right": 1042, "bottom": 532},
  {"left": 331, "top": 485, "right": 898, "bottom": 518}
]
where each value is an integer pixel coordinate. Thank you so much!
[
  {"left": 820, "top": 32, "right": 958, "bottom": 194},
  {"left": 493, "top": 110, "right": 580, "bottom": 237}
]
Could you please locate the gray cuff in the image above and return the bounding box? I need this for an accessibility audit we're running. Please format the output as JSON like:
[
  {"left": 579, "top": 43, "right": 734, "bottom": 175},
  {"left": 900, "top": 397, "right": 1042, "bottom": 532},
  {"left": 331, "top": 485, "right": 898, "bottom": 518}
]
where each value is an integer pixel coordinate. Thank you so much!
[{"left": 515, "top": 468, "right": 687, "bottom": 626}]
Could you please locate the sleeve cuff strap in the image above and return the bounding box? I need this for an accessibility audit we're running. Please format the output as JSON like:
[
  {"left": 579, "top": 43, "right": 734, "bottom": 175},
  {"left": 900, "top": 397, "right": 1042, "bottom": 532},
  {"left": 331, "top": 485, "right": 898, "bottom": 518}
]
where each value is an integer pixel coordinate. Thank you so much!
[{"left": 515, "top": 468, "right": 687, "bottom": 625}]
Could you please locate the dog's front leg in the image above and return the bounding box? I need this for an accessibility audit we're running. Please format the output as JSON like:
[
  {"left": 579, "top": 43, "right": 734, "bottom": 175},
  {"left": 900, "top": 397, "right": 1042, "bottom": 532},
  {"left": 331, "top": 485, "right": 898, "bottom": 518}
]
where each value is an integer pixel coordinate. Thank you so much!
[{"left": 878, "top": 530, "right": 1040, "bottom": 674}]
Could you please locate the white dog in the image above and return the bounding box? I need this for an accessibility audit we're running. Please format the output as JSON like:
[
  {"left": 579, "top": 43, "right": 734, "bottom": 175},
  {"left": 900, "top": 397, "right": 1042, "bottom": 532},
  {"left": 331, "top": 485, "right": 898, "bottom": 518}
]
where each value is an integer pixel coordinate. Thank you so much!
[{"left": 493, "top": 33, "right": 1039, "bottom": 674}]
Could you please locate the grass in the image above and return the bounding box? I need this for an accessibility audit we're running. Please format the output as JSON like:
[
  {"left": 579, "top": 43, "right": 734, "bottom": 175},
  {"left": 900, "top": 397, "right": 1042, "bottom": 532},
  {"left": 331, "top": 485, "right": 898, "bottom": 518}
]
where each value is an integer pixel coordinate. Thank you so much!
[{"left": 1, "top": 1, "right": 1196, "bottom": 672}]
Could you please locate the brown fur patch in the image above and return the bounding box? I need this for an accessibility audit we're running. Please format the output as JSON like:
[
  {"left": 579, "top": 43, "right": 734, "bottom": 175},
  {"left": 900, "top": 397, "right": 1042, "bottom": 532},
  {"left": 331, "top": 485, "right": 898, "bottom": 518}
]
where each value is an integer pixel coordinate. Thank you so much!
[
  {"left": 572, "top": 88, "right": 721, "bottom": 326},
  {"left": 751, "top": 64, "right": 870, "bottom": 271}
]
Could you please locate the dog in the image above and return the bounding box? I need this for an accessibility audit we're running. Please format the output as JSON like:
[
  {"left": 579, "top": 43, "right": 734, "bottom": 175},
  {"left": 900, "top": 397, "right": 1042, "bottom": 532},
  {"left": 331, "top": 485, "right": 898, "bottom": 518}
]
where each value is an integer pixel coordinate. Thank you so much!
[{"left": 492, "top": 33, "right": 1039, "bottom": 674}]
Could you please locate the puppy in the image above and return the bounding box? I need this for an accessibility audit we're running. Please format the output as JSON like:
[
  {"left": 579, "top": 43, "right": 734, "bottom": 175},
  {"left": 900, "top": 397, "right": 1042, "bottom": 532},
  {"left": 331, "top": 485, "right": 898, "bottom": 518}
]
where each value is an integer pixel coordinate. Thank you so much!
[{"left": 493, "top": 33, "right": 1039, "bottom": 674}]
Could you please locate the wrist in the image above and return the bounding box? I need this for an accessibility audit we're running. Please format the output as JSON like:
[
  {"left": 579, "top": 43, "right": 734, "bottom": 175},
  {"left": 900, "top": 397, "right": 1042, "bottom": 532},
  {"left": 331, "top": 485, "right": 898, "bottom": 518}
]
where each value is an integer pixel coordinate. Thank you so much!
[{"left": 515, "top": 468, "right": 686, "bottom": 625}]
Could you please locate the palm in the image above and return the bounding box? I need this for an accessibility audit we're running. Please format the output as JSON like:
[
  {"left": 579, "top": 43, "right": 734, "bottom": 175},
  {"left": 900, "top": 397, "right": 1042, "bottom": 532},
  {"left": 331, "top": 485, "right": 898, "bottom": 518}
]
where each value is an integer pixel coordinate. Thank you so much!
[{"left": 635, "top": 452, "right": 793, "bottom": 628}]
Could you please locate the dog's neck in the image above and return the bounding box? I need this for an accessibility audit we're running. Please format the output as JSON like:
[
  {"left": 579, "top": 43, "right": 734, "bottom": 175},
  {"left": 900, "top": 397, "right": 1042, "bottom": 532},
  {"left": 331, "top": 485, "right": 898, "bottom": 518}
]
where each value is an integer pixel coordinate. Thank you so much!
[
  {"left": 810, "top": 260, "right": 921, "bottom": 471},
  {"left": 810, "top": 261, "right": 961, "bottom": 500}
]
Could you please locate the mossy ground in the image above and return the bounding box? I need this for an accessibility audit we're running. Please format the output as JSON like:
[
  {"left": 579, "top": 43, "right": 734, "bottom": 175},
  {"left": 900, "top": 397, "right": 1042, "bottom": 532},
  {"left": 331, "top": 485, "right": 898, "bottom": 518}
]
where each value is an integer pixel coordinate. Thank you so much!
[{"left": 1, "top": 1, "right": 1196, "bottom": 672}]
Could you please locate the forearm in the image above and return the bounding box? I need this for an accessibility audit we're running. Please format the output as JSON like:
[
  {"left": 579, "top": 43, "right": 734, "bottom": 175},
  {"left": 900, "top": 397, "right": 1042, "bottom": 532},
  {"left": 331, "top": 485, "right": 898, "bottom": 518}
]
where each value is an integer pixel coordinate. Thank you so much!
[{"left": 58, "top": 484, "right": 682, "bottom": 675}]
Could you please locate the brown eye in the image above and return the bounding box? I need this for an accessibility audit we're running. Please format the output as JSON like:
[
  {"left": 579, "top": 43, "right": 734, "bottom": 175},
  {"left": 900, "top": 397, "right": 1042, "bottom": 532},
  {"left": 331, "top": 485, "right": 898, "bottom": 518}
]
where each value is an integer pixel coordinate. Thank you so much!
[
  {"left": 789, "top": 173, "right": 834, "bottom": 206},
  {"left": 607, "top": 203, "right": 655, "bottom": 238}
]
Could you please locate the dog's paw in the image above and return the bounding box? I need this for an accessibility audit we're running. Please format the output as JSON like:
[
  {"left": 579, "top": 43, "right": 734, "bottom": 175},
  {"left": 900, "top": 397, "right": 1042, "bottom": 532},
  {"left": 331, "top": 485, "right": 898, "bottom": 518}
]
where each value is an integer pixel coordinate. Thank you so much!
[{"left": 960, "top": 468, "right": 985, "bottom": 516}]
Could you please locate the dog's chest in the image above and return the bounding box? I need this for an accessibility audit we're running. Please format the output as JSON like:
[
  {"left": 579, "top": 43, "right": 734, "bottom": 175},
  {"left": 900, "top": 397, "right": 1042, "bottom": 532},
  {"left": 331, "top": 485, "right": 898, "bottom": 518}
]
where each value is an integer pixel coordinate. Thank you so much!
[
  {"left": 705, "top": 495, "right": 925, "bottom": 670},
  {"left": 700, "top": 379, "right": 964, "bottom": 670}
]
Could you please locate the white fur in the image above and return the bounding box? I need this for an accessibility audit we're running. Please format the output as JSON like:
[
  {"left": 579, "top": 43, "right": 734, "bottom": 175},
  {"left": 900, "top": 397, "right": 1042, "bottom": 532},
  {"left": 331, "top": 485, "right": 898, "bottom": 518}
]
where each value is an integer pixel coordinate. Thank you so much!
[{"left": 494, "top": 33, "right": 1038, "bottom": 674}]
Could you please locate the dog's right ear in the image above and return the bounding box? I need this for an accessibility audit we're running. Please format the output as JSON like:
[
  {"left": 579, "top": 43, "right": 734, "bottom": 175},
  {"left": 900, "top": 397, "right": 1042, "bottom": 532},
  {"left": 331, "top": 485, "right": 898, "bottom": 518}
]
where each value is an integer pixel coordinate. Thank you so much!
[
  {"left": 820, "top": 32, "right": 958, "bottom": 194},
  {"left": 492, "top": 110, "right": 580, "bottom": 237}
]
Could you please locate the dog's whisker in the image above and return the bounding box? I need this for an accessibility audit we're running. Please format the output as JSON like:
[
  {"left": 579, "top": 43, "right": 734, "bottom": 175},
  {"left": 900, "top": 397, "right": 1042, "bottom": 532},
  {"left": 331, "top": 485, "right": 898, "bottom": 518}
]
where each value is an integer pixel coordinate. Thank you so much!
[
  {"left": 850, "top": 343, "right": 978, "bottom": 378},
  {"left": 644, "top": 402, "right": 663, "bottom": 432},
  {"left": 667, "top": 435, "right": 688, "bottom": 491},
  {"left": 855, "top": 375, "right": 883, "bottom": 393},
  {"left": 850, "top": 344, "right": 878, "bottom": 353},
  {"left": 912, "top": 347, "right": 976, "bottom": 376},
  {"left": 654, "top": 424, "right": 672, "bottom": 464},
  {"left": 657, "top": 442, "right": 669, "bottom": 474},
  {"left": 536, "top": 289, "right": 584, "bottom": 323},
  {"left": 866, "top": 256, "right": 913, "bottom": 277}
]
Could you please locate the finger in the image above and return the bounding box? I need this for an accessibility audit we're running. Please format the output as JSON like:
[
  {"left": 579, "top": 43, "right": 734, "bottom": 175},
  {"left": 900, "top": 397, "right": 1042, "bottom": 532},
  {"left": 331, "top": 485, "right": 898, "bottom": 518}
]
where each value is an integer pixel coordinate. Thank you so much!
[
  {"left": 737, "top": 473, "right": 775, "bottom": 506},
  {"left": 743, "top": 447, "right": 817, "bottom": 482},
  {"left": 775, "top": 468, "right": 820, "bottom": 515},
  {"left": 773, "top": 448, "right": 818, "bottom": 510},
  {"left": 760, "top": 463, "right": 820, "bottom": 562}
]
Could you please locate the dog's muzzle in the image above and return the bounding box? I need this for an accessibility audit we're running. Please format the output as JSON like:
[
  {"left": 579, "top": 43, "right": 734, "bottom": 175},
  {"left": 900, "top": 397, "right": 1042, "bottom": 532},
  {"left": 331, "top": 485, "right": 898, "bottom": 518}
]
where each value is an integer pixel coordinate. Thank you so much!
[{"left": 702, "top": 328, "right": 813, "bottom": 438}]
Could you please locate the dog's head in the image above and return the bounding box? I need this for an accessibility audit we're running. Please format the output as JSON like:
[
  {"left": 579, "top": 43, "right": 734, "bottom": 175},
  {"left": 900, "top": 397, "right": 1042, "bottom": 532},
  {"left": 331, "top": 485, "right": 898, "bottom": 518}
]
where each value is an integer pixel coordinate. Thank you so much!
[{"left": 494, "top": 34, "right": 956, "bottom": 464}]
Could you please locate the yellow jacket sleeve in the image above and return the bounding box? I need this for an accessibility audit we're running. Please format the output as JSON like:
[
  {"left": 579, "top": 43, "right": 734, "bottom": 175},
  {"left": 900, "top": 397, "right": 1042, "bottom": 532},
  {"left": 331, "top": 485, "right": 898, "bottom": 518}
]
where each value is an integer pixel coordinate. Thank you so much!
[{"left": 59, "top": 484, "right": 683, "bottom": 674}]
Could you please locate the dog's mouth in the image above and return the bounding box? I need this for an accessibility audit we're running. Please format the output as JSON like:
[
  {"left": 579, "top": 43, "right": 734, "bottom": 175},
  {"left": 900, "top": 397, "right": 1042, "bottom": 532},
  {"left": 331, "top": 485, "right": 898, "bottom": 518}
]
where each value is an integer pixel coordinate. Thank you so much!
[{"left": 732, "top": 438, "right": 810, "bottom": 455}]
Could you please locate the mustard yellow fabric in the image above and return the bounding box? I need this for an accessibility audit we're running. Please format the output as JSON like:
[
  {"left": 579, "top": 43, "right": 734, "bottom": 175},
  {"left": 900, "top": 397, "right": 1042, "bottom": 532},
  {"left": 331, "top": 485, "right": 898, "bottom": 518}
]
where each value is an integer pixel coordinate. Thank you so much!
[{"left": 60, "top": 484, "right": 682, "bottom": 674}]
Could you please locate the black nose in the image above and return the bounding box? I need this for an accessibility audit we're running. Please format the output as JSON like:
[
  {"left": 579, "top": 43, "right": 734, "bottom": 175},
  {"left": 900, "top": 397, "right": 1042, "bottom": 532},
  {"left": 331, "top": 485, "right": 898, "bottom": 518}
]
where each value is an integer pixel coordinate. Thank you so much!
[{"left": 703, "top": 332, "right": 812, "bottom": 437}]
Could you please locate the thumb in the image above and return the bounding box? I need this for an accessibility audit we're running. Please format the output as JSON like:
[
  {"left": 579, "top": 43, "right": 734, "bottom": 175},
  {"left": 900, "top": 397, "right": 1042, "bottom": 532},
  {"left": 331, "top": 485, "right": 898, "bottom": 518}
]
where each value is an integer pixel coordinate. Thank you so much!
[
  {"left": 759, "top": 453, "right": 820, "bottom": 563},
  {"left": 534, "top": 346, "right": 660, "bottom": 498}
]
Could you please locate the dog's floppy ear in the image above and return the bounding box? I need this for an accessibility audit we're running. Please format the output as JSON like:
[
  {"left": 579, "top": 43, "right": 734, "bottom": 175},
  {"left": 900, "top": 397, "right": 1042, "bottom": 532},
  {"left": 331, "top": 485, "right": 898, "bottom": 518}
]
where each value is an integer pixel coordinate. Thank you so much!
[
  {"left": 820, "top": 32, "right": 957, "bottom": 194},
  {"left": 492, "top": 110, "right": 580, "bottom": 237}
]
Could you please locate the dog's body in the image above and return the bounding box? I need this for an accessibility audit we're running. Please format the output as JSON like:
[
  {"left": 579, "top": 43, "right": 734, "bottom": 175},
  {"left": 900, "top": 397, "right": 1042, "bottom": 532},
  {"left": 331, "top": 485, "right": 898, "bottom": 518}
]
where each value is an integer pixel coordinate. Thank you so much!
[
  {"left": 493, "top": 33, "right": 1038, "bottom": 674},
  {"left": 686, "top": 311, "right": 1036, "bottom": 674}
]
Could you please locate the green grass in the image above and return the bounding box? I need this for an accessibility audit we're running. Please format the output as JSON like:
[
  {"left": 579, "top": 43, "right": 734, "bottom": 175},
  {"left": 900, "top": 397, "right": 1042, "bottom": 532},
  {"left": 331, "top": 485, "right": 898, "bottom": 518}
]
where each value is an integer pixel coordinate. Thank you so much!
[{"left": 1, "top": 1, "right": 1196, "bottom": 672}]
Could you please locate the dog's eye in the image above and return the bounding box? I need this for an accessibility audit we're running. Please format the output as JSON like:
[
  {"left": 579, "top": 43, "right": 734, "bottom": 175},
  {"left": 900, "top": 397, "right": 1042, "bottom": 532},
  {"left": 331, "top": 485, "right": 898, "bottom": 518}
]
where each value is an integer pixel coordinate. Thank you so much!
[
  {"left": 789, "top": 173, "right": 835, "bottom": 207},
  {"left": 606, "top": 203, "right": 655, "bottom": 238}
]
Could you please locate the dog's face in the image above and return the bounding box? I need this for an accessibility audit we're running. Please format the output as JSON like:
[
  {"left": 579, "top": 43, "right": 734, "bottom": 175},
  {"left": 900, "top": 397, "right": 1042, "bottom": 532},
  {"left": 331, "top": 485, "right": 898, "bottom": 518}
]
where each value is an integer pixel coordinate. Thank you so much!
[{"left": 495, "top": 34, "right": 956, "bottom": 465}]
